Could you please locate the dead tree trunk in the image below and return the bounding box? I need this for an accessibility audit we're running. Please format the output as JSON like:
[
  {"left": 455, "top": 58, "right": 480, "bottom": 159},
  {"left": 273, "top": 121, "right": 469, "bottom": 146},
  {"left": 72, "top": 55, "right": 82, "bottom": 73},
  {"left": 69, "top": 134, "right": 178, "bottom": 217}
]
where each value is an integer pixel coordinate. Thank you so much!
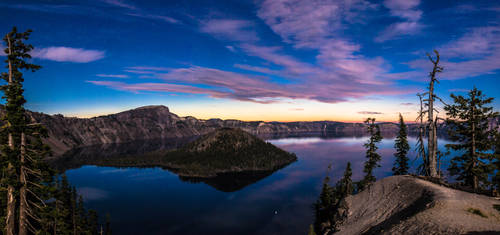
[
  {"left": 426, "top": 50, "right": 443, "bottom": 178},
  {"left": 5, "top": 33, "right": 16, "bottom": 235},
  {"left": 19, "top": 132, "right": 27, "bottom": 235},
  {"left": 471, "top": 92, "right": 478, "bottom": 191}
]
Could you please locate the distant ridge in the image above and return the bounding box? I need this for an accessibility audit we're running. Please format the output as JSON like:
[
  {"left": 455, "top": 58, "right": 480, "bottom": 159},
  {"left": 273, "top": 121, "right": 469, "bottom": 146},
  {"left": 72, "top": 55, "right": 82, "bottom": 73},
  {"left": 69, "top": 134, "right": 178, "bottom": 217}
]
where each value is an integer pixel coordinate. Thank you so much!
[{"left": 18, "top": 105, "right": 469, "bottom": 156}]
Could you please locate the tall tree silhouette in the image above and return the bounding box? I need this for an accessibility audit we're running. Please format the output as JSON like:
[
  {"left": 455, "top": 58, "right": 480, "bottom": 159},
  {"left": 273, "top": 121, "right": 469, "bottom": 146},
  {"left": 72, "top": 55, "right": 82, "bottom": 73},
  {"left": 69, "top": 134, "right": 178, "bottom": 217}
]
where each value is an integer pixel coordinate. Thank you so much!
[
  {"left": 1, "top": 27, "right": 107, "bottom": 235},
  {"left": 445, "top": 87, "right": 498, "bottom": 191},
  {"left": 359, "top": 118, "right": 383, "bottom": 190},
  {"left": 393, "top": 114, "right": 410, "bottom": 175}
]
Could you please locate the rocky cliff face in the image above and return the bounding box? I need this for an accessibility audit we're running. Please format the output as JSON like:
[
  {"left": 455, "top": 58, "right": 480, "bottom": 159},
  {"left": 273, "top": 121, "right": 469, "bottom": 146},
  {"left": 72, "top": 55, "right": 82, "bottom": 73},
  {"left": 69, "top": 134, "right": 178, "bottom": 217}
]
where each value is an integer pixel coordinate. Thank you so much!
[{"left": 26, "top": 105, "right": 455, "bottom": 156}]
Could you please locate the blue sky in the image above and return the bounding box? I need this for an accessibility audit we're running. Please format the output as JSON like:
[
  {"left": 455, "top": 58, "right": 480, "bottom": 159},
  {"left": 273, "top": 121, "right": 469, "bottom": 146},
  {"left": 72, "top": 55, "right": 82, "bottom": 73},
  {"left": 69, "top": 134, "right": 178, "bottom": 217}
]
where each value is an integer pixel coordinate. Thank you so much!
[{"left": 1, "top": 0, "right": 499, "bottom": 121}]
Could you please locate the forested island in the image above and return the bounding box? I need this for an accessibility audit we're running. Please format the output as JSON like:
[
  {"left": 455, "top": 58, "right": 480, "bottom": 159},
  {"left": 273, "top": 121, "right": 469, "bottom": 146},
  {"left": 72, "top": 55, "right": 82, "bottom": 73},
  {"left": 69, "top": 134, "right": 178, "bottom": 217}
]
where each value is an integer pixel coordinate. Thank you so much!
[{"left": 67, "top": 128, "right": 297, "bottom": 178}]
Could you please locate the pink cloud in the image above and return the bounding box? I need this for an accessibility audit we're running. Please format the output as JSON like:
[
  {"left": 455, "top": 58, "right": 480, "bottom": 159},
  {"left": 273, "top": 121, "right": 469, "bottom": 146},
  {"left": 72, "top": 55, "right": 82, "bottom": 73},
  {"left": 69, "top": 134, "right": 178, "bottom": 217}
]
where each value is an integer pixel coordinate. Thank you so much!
[
  {"left": 101, "top": 0, "right": 136, "bottom": 10},
  {"left": 404, "top": 27, "right": 500, "bottom": 80},
  {"left": 126, "top": 66, "right": 171, "bottom": 71},
  {"left": 96, "top": 74, "right": 129, "bottom": 78},
  {"left": 375, "top": 21, "right": 423, "bottom": 42},
  {"left": 376, "top": 0, "right": 423, "bottom": 42},
  {"left": 257, "top": 0, "right": 376, "bottom": 48},
  {"left": 200, "top": 19, "right": 258, "bottom": 42},
  {"left": 383, "top": 0, "right": 422, "bottom": 21},
  {"left": 126, "top": 13, "right": 179, "bottom": 24},
  {"left": 91, "top": 65, "right": 412, "bottom": 104},
  {"left": 32, "top": 47, "right": 105, "bottom": 63}
]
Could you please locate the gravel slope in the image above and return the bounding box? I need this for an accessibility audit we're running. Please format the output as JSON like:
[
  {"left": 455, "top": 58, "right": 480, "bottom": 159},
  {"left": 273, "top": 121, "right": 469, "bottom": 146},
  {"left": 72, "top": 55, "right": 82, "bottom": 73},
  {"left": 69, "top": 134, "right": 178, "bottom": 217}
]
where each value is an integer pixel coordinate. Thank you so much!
[{"left": 337, "top": 175, "right": 500, "bottom": 235}]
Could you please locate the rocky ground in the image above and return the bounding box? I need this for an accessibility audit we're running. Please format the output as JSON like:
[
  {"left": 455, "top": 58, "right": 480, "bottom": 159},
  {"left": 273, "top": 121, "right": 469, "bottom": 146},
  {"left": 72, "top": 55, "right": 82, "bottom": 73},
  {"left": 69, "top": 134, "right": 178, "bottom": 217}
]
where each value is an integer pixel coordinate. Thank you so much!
[{"left": 337, "top": 175, "right": 500, "bottom": 235}]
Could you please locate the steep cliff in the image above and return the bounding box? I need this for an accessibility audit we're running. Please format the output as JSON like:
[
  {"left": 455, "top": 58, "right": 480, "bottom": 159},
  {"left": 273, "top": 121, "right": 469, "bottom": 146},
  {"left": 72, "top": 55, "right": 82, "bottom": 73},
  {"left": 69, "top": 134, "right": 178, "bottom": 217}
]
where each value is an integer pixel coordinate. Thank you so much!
[{"left": 25, "top": 105, "right": 449, "bottom": 156}]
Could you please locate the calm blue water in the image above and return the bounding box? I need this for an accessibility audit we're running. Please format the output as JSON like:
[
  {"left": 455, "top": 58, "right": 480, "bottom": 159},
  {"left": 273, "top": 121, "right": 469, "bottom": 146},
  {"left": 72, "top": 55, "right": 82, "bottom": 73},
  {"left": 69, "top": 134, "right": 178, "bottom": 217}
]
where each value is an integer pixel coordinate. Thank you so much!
[{"left": 64, "top": 136, "right": 454, "bottom": 235}]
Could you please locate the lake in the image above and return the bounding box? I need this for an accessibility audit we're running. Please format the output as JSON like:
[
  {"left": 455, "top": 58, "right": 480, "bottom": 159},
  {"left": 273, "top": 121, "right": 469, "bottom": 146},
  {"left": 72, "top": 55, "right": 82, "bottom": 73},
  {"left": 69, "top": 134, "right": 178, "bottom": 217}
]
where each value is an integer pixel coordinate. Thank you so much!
[{"left": 62, "top": 134, "right": 454, "bottom": 234}]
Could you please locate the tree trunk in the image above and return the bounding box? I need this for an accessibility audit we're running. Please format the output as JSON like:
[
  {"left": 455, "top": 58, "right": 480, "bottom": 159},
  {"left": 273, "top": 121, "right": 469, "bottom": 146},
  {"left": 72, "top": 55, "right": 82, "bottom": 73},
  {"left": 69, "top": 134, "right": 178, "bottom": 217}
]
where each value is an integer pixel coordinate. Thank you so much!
[
  {"left": 19, "top": 133, "right": 27, "bottom": 235},
  {"left": 471, "top": 96, "right": 478, "bottom": 191},
  {"left": 5, "top": 34, "right": 16, "bottom": 235},
  {"left": 428, "top": 78, "right": 437, "bottom": 177}
]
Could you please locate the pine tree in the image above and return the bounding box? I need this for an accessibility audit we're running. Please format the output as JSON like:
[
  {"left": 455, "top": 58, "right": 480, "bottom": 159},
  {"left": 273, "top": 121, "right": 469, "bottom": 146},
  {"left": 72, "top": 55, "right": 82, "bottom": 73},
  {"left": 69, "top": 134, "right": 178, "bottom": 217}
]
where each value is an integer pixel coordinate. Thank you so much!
[
  {"left": 493, "top": 132, "right": 500, "bottom": 191},
  {"left": 393, "top": 114, "right": 410, "bottom": 175},
  {"left": 313, "top": 162, "right": 354, "bottom": 234},
  {"left": 445, "top": 87, "right": 499, "bottom": 191},
  {"left": 359, "top": 118, "right": 383, "bottom": 190},
  {"left": 1, "top": 26, "right": 106, "bottom": 235},
  {"left": 313, "top": 167, "right": 334, "bottom": 234},
  {"left": 0, "top": 26, "right": 56, "bottom": 235}
]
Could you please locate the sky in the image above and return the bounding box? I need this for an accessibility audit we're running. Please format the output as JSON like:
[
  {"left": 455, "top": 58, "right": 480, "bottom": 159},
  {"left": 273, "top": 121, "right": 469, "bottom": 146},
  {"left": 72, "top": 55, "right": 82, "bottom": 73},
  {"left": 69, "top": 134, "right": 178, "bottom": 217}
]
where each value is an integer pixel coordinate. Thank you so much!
[{"left": 0, "top": 0, "right": 499, "bottom": 122}]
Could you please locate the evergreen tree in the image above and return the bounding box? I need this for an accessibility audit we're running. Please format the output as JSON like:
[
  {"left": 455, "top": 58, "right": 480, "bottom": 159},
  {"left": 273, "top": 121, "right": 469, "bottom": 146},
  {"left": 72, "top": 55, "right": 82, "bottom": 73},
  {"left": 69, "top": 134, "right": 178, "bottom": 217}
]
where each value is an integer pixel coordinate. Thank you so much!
[
  {"left": 359, "top": 118, "right": 383, "bottom": 190},
  {"left": 313, "top": 162, "right": 354, "bottom": 234},
  {"left": 313, "top": 166, "right": 334, "bottom": 234},
  {"left": 1, "top": 26, "right": 106, "bottom": 235},
  {"left": 493, "top": 132, "right": 500, "bottom": 191},
  {"left": 445, "top": 87, "right": 499, "bottom": 191},
  {"left": 0, "top": 26, "right": 54, "bottom": 235},
  {"left": 393, "top": 114, "right": 410, "bottom": 175}
]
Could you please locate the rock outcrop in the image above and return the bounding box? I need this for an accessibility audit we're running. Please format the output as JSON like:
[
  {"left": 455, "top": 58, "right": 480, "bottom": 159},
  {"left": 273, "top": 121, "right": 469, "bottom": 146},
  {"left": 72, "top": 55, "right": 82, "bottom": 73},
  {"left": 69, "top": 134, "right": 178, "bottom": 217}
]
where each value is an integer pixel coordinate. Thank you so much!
[{"left": 336, "top": 175, "right": 500, "bottom": 234}]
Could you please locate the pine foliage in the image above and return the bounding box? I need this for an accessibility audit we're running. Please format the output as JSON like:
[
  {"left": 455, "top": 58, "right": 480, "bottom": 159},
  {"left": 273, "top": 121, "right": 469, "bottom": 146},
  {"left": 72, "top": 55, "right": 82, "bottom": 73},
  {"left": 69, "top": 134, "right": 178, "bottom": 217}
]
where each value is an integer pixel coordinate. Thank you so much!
[
  {"left": 359, "top": 118, "right": 383, "bottom": 190},
  {"left": 445, "top": 87, "right": 499, "bottom": 191},
  {"left": 393, "top": 114, "right": 410, "bottom": 175},
  {"left": 0, "top": 27, "right": 107, "bottom": 234},
  {"left": 313, "top": 162, "right": 353, "bottom": 234}
]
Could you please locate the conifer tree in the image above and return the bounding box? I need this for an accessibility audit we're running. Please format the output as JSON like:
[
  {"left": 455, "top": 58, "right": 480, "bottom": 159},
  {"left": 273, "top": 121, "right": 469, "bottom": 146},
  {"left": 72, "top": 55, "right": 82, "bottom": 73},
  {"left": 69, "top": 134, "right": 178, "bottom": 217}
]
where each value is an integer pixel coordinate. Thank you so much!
[
  {"left": 445, "top": 87, "right": 499, "bottom": 191},
  {"left": 313, "top": 166, "right": 334, "bottom": 234},
  {"left": 359, "top": 118, "right": 383, "bottom": 190},
  {"left": 493, "top": 132, "right": 500, "bottom": 191},
  {"left": 393, "top": 114, "right": 410, "bottom": 175},
  {"left": 313, "top": 162, "right": 354, "bottom": 234},
  {"left": 1, "top": 26, "right": 106, "bottom": 235},
  {"left": 0, "top": 26, "right": 54, "bottom": 235}
]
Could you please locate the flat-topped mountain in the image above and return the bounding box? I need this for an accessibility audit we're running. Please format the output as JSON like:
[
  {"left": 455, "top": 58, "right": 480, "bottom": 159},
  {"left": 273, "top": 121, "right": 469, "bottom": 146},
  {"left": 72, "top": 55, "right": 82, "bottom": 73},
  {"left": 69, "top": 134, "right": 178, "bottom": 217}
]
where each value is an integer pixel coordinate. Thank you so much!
[{"left": 20, "top": 105, "right": 465, "bottom": 155}]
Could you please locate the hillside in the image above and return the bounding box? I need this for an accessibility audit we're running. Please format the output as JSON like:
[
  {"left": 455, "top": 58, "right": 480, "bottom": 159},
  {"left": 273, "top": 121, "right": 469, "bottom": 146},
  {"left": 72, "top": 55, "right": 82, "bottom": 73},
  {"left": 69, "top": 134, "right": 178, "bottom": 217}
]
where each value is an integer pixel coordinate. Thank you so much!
[
  {"left": 156, "top": 128, "right": 298, "bottom": 177},
  {"left": 23, "top": 105, "right": 441, "bottom": 156},
  {"left": 336, "top": 175, "right": 500, "bottom": 234}
]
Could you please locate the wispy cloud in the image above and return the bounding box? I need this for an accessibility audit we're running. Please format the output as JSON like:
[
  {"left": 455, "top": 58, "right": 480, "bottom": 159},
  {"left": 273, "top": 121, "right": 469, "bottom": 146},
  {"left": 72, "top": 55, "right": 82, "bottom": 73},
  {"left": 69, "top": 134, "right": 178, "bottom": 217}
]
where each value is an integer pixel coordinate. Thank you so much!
[
  {"left": 448, "top": 88, "right": 469, "bottom": 93},
  {"left": 96, "top": 74, "right": 129, "bottom": 78},
  {"left": 400, "top": 102, "right": 414, "bottom": 106},
  {"left": 200, "top": 19, "right": 258, "bottom": 42},
  {"left": 101, "top": 0, "right": 136, "bottom": 10},
  {"left": 225, "top": 45, "right": 236, "bottom": 52},
  {"left": 376, "top": 0, "right": 423, "bottom": 42},
  {"left": 100, "top": 0, "right": 180, "bottom": 24},
  {"left": 126, "top": 66, "right": 171, "bottom": 71},
  {"left": 91, "top": 64, "right": 412, "bottom": 104},
  {"left": 32, "top": 47, "right": 105, "bottom": 63},
  {"left": 357, "top": 111, "right": 383, "bottom": 115},
  {"left": 405, "top": 26, "right": 500, "bottom": 80},
  {"left": 126, "top": 13, "right": 180, "bottom": 24}
]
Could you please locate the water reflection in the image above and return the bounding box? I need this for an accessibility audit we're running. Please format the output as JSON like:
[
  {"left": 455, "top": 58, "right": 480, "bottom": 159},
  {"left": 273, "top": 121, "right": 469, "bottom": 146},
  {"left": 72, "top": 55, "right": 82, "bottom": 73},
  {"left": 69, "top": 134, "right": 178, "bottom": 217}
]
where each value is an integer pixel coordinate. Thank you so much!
[{"left": 61, "top": 134, "right": 454, "bottom": 235}]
